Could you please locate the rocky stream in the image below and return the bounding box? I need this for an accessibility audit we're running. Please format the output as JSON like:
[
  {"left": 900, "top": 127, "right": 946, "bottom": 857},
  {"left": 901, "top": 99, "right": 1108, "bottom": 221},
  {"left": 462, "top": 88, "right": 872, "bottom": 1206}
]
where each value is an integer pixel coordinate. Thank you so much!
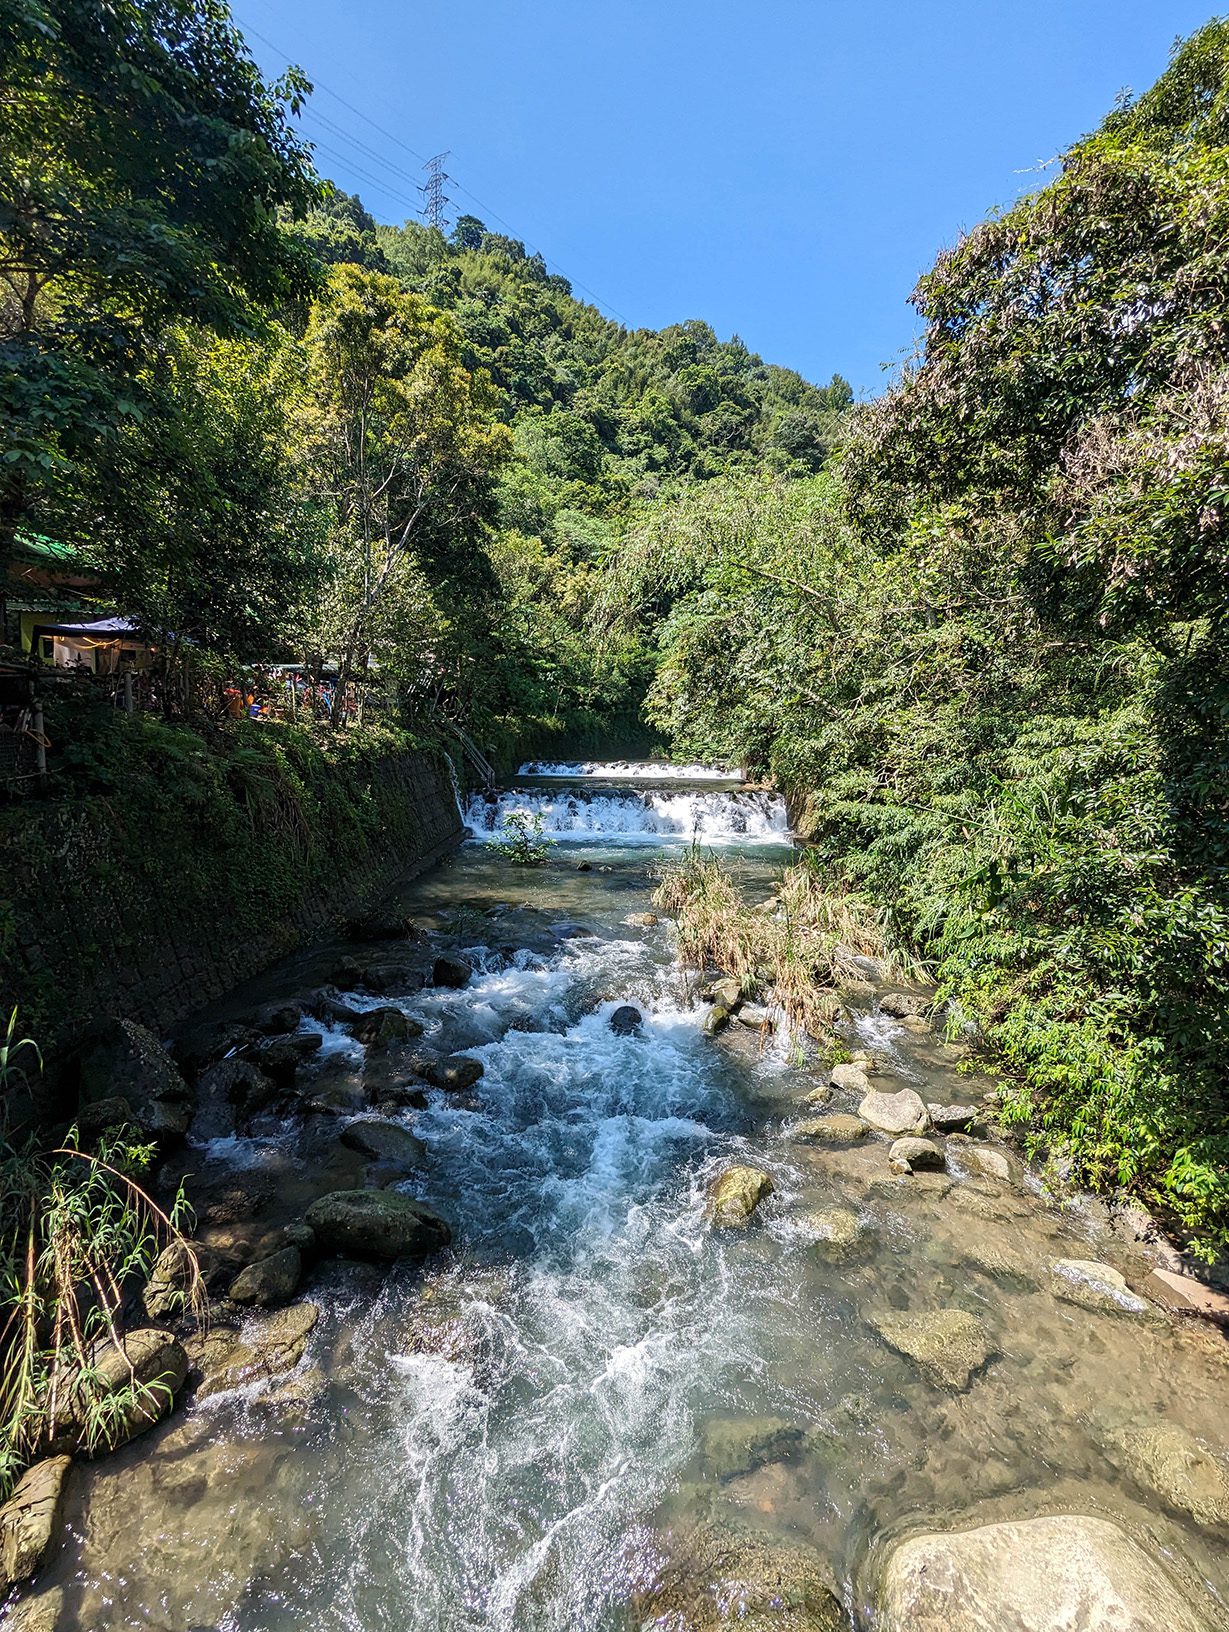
[{"left": 4, "top": 764, "right": 1228, "bottom": 1632}]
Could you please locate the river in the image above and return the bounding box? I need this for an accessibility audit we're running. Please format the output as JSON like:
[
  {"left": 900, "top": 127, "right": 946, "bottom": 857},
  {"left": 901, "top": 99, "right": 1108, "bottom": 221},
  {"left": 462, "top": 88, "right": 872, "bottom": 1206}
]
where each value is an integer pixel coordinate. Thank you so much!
[{"left": 25, "top": 763, "right": 1229, "bottom": 1631}]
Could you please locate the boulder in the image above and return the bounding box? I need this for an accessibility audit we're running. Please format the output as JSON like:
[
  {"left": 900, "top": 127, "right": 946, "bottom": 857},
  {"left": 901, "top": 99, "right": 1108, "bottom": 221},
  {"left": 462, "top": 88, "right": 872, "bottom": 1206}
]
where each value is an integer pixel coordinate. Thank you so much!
[
  {"left": 734, "top": 1003, "right": 773, "bottom": 1031},
  {"left": 1106, "top": 1422, "right": 1229, "bottom": 1528},
  {"left": 416, "top": 1054, "right": 484, "bottom": 1092},
  {"left": 310, "top": 986, "right": 364, "bottom": 1025},
  {"left": 703, "top": 1003, "right": 731, "bottom": 1036},
  {"left": 610, "top": 1005, "right": 643, "bottom": 1035},
  {"left": 339, "top": 1118, "right": 428, "bottom": 1166},
  {"left": 227, "top": 1246, "right": 302, "bottom": 1308},
  {"left": 73, "top": 1094, "right": 138, "bottom": 1140},
  {"left": 830, "top": 1062, "right": 873, "bottom": 1094},
  {"left": 330, "top": 956, "right": 364, "bottom": 987},
  {"left": 0, "top": 1456, "right": 71, "bottom": 1589},
  {"left": 708, "top": 976, "right": 743, "bottom": 1010},
  {"left": 431, "top": 954, "right": 473, "bottom": 989},
  {"left": 858, "top": 1087, "right": 929, "bottom": 1136},
  {"left": 360, "top": 964, "right": 425, "bottom": 996},
  {"left": 243, "top": 1044, "right": 295, "bottom": 1092},
  {"left": 879, "top": 991, "right": 930, "bottom": 1018},
  {"left": 879, "top": 1513, "right": 1210, "bottom": 1632},
  {"left": 75, "top": 1018, "right": 194, "bottom": 1141},
  {"left": 707, "top": 1166, "right": 774, "bottom": 1228},
  {"left": 868, "top": 1309, "right": 992, "bottom": 1390},
  {"left": 634, "top": 1520, "right": 844, "bottom": 1631},
  {"left": 198, "top": 1057, "right": 279, "bottom": 1123},
  {"left": 349, "top": 1007, "right": 422, "bottom": 1048},
  {"left": 889, "top": 1136, "right": 945, "bottom": 1174},
  {"left": 346, "top": 911, "right": 413, "bottom": 942},
  {"left": 305, "top": 1190, "right": 451, "bottom": 1262},
  {"left": 958, "top": 1143, "right": 1022, "bottom": 1186},
  {"left": 790, "top": 1114, "right": 868, "bottom": 1144},
  {"left": 1051, "top": 1259, "right": 1150, "bottom": 1317},
  {"left": 927, "top": 1102, "right": 977, "bottom": 1133},
  {"left": 142, "top": 1240, "right": 206, "bottom": 1322},
  {"left": 191, "top": 1302, "right": 319, "bottom": 1401},
  {"left": 71, "top": 1328, "right": 189, "bottom": 1450},
  {"left": 625, "top": 912, "right": 659, "bottom": 927},
  {"left": 251, "top": 1001, "right": 303, "bottom": 1036}
]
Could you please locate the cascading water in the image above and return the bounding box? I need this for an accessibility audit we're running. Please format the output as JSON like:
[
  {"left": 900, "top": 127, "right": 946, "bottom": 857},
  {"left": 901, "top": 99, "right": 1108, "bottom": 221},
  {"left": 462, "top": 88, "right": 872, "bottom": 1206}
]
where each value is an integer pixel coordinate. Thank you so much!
[
  {"left": 465, "top": 782, "right": 789, "bottom": 844},
  {"left": 38, "top": 765, "right": 1229, "bottom": 1632},
  {"left": 518, "top": 760, "right": 743, "bottom": 782}
]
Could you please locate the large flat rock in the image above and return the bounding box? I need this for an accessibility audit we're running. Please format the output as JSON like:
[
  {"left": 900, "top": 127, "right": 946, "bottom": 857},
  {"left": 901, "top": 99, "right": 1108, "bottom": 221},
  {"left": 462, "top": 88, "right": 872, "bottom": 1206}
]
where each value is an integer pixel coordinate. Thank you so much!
[{"left": 880, "top": 1513, "right": 1212, "bottom": 1631}]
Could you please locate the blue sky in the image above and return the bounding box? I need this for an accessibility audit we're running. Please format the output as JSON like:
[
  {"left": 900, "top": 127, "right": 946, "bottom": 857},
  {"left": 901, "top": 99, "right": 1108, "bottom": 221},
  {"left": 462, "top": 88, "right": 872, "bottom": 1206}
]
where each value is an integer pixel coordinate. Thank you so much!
[{"left": 237, "top": 1, "right": 1217, "bottom": 395}]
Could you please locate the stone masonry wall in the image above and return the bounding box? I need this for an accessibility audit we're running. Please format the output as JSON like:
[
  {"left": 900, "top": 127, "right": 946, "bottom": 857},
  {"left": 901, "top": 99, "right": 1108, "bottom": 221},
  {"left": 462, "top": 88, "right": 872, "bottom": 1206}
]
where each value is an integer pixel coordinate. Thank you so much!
[{"left": 2, "top": 748, "right": 464, "bottom": 1054}]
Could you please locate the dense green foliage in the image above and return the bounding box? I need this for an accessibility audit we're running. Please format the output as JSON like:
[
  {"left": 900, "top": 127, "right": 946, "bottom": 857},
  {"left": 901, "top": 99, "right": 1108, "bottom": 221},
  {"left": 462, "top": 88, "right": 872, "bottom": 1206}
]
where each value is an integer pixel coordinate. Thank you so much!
[{"left": 611, "top": 23, "right": 1229, "bottom": 1256}]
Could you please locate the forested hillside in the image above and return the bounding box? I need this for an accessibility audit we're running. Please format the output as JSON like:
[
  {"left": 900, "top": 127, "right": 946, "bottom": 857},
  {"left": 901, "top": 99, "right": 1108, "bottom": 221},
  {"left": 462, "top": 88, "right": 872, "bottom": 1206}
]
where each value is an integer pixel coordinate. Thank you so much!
[
  {"left": 4, "top": 0, "right": 1227, "bottom": 1257},
  {"left": 609, "top": 22, "right": 1229, "bottom": 1255}
]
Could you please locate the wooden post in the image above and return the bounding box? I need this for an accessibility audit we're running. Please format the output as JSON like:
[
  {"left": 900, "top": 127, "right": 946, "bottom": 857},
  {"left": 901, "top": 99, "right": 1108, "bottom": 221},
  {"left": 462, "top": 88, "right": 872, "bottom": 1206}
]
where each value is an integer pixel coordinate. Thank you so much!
[{"left": 123, "top": 671, "right": 134, "bottom": 716}]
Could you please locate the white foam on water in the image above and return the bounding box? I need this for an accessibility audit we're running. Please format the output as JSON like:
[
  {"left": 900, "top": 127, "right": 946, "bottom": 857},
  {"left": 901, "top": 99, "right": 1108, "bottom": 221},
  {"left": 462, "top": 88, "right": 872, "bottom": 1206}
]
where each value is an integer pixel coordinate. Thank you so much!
[
  {"left": 464, "top": 787, "right": 789, "bottom": 845},
  {"left": 519, "top": 760, "right": 742, "bottom": 781}
]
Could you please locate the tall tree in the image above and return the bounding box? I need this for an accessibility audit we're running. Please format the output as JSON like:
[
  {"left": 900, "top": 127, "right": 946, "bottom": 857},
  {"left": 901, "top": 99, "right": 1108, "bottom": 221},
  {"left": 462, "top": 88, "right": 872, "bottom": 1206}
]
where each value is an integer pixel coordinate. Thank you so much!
[
  {"left": 0, "top": 0, "right": 320, "bottom": 587},
  {"left": 302, "top": 264, "right": 510, "bottom": 720}
]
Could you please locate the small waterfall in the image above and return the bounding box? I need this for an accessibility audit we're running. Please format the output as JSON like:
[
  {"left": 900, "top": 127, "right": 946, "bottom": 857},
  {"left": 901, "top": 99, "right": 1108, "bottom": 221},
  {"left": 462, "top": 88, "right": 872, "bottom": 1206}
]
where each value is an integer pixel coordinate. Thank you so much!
[
  {"left": 465, "top": 783, "right": 789, "bottom": 843},
  {"left": 518, "top": 760, "right": 743, "bottom": 782}
]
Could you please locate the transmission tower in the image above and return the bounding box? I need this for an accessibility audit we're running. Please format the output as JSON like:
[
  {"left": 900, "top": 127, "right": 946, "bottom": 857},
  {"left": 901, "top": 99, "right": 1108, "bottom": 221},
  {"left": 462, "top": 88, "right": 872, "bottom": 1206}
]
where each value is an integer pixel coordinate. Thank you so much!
[{"left": 420, "top": 151, "right": 452, "bottom": 231}]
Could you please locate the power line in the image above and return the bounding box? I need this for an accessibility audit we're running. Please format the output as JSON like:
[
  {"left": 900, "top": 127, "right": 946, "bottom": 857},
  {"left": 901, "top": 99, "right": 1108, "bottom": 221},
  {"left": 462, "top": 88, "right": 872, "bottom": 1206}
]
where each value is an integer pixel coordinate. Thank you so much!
[{"left": 234, "top": 11, "right": 629, "bottom": 324}]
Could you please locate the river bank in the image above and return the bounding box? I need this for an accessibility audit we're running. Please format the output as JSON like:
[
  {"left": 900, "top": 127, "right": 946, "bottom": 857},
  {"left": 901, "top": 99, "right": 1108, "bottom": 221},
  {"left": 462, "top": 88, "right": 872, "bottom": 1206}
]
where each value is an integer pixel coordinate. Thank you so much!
[{"left": 4, "top": 764, "right": 1228, "bottom": 1631}]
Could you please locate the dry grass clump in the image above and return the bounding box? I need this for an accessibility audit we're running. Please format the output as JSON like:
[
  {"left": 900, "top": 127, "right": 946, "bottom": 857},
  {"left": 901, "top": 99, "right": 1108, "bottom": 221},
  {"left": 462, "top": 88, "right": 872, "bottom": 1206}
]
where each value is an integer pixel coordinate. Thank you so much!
[{"left": 653, "top": 850, "right": 910, "bottom": 1039}]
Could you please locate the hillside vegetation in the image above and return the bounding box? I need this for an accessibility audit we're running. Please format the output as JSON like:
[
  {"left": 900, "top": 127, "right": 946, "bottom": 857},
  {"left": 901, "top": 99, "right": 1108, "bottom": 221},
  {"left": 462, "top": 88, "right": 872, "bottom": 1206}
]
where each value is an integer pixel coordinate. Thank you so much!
[{"left": 609, "top": 22, "right": 1229, "bottom": 1256}]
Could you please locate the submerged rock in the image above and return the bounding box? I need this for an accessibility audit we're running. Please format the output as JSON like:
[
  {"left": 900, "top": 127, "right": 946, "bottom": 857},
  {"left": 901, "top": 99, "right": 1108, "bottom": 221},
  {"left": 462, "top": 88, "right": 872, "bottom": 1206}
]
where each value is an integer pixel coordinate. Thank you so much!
[
  {"left": 879, "top": 1513, "right": 1210, "bottom": 1632},
  {"left": 191, "top": 1302, "right": 319, "bottom": 1400},
  {"left": 790, "top": 1114, "right": 868, "bottom": 1144},
  {"left": 1105, "top": 1422, "right": 1229, "bottom": 1527},
  {"left": 858, "top": 1087, "right": 928, "bottom": 1136},
  {"left": 699, "top": 1416, "right": 812, "bottom": 1482},
  {"left": 625, "top": 912, "right": 659, "bottom": 927},
  {"left": 635, "top": 1519, "right": 844, "bottom": 1630},
  {"left": 0, "top": 1455, "right": 71, "bottom": 1589},
  {"left": 804, "top": 1206, "right": 870, "bottom": 1259},
  {"left": 707, "top": 1165, "right": 774, "bottom": 1228},
  {"left": 431, "top": 954, "right": 473, "bottom": 989},
  {"left": 610, "top": 1004, "right": 643, "bottom": 1035},
  {"left": 1051, "top": 1258, "right": 1150, "bottom": 1316},
  {"left": 227, "top": 1246, "right": 302, "bottom": 1308},
  {"left": 306, "top": 1189, "right": 451, "bottom": 1262},
  {"left": 888, "top": 1136, "right": 945, "bottom": 1174},
  {"left": 868, "top": 1309, "right": 992, "bottom": 1390}
]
